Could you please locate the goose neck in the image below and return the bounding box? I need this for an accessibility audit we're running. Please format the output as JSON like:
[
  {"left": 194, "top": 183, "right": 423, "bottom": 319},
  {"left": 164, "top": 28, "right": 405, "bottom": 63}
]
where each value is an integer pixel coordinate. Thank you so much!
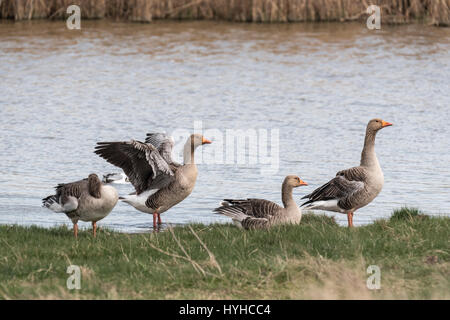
[
  {"left": 183, "top": 139, "right": 196, "bottom": 165},
  {"left": 360, "top": 128, "right": 378, "bottom": 167},
  {"left": 281, "top": 183, "right": 296, "bottom": 209}
]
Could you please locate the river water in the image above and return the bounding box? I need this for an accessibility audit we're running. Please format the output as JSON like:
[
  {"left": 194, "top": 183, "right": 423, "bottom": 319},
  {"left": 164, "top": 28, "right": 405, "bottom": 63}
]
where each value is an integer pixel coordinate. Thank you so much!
[{"left": 0, "top": 20, "right": 449, "bottom": 232}]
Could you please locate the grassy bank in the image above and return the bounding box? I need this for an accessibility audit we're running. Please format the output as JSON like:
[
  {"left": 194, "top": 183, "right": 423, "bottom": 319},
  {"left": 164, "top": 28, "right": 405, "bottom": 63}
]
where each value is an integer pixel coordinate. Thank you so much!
[
  {"left": 0, "top": 0, "right": 448, "bottom": 26},
  {"left": 0, "top": 208, "right": 449, "bottom": 299}
]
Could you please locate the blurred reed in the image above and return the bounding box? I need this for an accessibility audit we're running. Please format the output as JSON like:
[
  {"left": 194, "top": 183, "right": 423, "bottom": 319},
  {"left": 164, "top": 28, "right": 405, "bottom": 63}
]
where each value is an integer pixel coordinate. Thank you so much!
[{"left": 0, "top": 0, "right": 448, "bottom": 26}]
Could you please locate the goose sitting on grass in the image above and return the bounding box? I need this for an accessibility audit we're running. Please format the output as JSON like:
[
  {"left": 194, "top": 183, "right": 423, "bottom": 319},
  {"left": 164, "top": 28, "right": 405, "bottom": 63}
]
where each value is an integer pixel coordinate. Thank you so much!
[
  {"left": 94, "top": 133, "right": 211, "bottom": 229},
  {"left": 214, "top": 175, "right": 308, "bottom": 229},
  {"left": 301, "top": 118, "right": 393, "bottom": 227},
  {"left": 42, "top": 173, "right": 119, "bottom": 238}
]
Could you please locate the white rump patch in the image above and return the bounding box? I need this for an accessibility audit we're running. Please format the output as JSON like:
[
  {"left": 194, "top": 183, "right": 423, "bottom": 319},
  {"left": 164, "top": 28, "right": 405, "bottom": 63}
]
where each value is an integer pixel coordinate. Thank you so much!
[
  {"left": 303, "top": 199, "right": 346, "bottom": 213},
  {"left": 62, "top": 196, "right": 78, "bottom": 212}
]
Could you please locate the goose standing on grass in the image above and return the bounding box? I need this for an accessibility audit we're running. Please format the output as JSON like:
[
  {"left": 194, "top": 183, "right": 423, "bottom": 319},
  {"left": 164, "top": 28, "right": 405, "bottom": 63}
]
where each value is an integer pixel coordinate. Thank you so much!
[
  {"left": 94, "top": 133, "right": 211, "bottom": 229},
  {"left": 42, "top": 174, "right": 119, "bottom": 238},
  {"left": 301, "top": 118, "right": 393, "bottom": 227},
  {"left": 214, "top": 175, "right": 308, "bottom": 229}
]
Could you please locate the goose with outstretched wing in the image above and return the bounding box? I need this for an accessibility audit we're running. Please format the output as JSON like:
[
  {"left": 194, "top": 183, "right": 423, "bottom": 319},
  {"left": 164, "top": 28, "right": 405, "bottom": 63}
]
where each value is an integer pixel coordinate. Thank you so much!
[
  {"left": 95, "top": 133, "right": 211, "bottom": 229},
  {"left": 101, "top": 133, "right": 178, "bottom": 185}
]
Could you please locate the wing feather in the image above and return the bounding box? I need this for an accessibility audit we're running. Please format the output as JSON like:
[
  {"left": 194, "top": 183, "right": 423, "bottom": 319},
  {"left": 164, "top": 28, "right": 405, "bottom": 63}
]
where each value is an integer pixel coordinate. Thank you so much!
[
  {"left": 301, "top": 166, "right": 366, "bottom": 209},
  {"left": 95, "top": 140, "right": 174, "bottom": 194},
  {"left": 55, "top": 179, "right": 88, "bottom": 204},
  {"left": 145, "top": 133, "right": 180, "bottom": 166},
  {"left": 214, "top": 199, "right": 274, "bottom": 230},
  {"left": 241, "top": 217, "right": 270, "bottom": 229},
  {"left": 221, "top": 198, "right": 282, "bottom": 219}
]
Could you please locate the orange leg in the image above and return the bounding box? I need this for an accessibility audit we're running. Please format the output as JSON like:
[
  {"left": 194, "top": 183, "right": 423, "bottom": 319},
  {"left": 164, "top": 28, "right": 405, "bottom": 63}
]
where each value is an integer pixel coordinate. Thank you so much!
[
  {"left": 153, "top": 211, "right": 158, "bottom": 229},
  {"left": 73, "top": 223, "right": 78, "bottom": 238},
  {"left": 347, "top": 212, "right": 354, "bottom": 228},
  {"left": 92, "top": 222, "right": 97, "bottom": 237},
  {"left": 157, "top": 213, "right": 162, "bottom": 225}
]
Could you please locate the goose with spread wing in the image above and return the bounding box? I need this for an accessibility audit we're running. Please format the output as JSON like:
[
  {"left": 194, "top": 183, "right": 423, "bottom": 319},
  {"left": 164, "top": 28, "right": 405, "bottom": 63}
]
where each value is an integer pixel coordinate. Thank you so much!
[
  {"left": 42, "top": 173, "right": 119, "bottom": 238},
  {"left": 94, "top": 133, "right": 211, "bottom": 229},
  {"left": 214, "top": 175, "right": 308, "bottom": 229},
  {"left": 301, "top": 118, "right": 393, "bottom": 227}
]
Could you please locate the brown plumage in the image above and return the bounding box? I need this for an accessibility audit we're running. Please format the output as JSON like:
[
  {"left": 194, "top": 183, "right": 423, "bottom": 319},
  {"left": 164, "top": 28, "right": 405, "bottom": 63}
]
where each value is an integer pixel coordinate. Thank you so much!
[
  {"left": 301, "top": 118, "right": 393, "bottom": 227},
  {"left": 48, "top": 174, "right": 101, "bottom": 206},
  {"left": 95, "top": 140, "right": 174, "bottom": 195},
  {"left": 42, "top": 174, "right": 118, "bottom": 238},
  {"left": 301, "top": 168, "right": 366, "bottom": 211},
  {"left": 214, "top": 175, "right": 308, "bottom": 230},
  {"left": 95, "top": 133, "right": 211, "bottom": 229},
  {"left": 145, "top": 133, "right": 181, "bottom": 167}
]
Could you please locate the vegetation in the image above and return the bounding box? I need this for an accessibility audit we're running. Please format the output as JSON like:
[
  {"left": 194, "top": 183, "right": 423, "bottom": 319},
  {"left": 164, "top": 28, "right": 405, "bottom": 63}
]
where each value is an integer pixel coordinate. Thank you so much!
[
  {"left": 390, "top": 206, "right": 429, "bottom": 221},
  {"left": 0, "top": 209, "right": 448, "bottom": 299},
  {"left": 0, "top": 0, "right": 448, "bottom": 26}
]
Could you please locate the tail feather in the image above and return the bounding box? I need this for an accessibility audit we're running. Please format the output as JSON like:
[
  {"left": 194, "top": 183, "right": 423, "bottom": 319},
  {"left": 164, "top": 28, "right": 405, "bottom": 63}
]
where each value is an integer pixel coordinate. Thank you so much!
[
  {"left": 300, "top": 199, "right": 343, "bottom": 213},
  {"left": 300, "top": 199, "right": 315, "bottom": 207},
  {"left": 42, "top": 195, "right": 63, "bottom": 212},
  {"left": 214, "top": 200, "right": 249, "bottom": 222},
  {"left": 119, "top": 193, "right": 137, "bottom": 203}
]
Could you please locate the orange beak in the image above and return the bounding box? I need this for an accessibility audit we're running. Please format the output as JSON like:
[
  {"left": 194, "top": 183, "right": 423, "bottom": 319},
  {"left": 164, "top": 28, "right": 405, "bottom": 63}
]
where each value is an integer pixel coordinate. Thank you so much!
[
  {"left": 381, "top": 120, "right": 393, "bottom": 127},
  {"left": 299, "top": 179, "right": 308, "bottom": 186},
  {"left": 202, "top": 137, "right": 212, "bottom": 144}
]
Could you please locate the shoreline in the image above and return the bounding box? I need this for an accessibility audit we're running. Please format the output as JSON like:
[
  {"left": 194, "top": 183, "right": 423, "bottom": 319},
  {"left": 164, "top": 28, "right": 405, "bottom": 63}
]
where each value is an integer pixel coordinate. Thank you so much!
[{"left": 1, "top": 210, "right": 448, "bottom": 234}]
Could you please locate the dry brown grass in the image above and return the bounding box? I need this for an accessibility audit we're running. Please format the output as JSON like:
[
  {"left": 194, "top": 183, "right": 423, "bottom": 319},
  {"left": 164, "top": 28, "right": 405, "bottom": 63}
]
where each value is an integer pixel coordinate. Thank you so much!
[
  {"left": 0, "top": 0, "right": 448, "bottom": 25},
  {"left": 0, "top": 212, "right": 448, "bottom": 299},
  {"left": 3, "top": 252, "right": 447, "bottom": 300}
]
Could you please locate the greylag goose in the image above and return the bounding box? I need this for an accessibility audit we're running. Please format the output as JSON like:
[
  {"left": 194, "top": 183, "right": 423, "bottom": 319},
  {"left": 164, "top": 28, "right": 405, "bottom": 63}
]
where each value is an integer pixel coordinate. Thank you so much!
[
  {"left": 42, "top": 173, "right": 119, "bottom": 238},
  {"left": 102, "top": 172, "right": 130, "bottom": 184},
  {"left": 301, "top": 118, "right": 393, "bottom": 227},
  {"left": 94, "top": 133, "right": 211, "bottom": 229},
  {"left": 214, "top": 175, "right": 308, "bottom": 229}
]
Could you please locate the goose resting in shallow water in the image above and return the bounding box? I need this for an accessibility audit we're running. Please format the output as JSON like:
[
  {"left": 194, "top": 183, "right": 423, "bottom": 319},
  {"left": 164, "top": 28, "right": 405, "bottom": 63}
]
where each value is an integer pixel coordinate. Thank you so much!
[
  {"left": 94, "top": 133, "right": 211, "bottom": 229},
  {"left": 42, "top": 173, "right": 119, "bottom": 238},
  {"left": 301, "top": 118, "right": 392, "bottom": 227},
  {"left": 214, "top": 175, "right": 308, "bottom": 229}
]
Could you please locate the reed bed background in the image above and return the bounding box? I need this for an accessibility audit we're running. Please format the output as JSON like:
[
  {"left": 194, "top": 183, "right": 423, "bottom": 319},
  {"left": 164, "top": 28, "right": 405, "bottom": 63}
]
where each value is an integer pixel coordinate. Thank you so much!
[{"left": 0, "top": 0, "right": 448, "bottom": 26}]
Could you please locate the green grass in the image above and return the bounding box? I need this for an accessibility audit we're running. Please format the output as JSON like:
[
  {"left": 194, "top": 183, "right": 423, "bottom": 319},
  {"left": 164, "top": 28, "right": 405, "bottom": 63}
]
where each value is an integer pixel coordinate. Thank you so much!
[
  {"left": 390, "top": 207, "right": 429, "bottom": 221},
  {"left": 0, "top": 209, "right": 448, "bottom": 299}
]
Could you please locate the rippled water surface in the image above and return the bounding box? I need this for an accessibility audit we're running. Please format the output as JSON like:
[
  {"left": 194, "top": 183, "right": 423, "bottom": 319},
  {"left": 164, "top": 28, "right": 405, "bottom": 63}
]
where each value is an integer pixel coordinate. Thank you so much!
[{"left": 0, "top": 20, "right": 449, "bottom": 232}]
